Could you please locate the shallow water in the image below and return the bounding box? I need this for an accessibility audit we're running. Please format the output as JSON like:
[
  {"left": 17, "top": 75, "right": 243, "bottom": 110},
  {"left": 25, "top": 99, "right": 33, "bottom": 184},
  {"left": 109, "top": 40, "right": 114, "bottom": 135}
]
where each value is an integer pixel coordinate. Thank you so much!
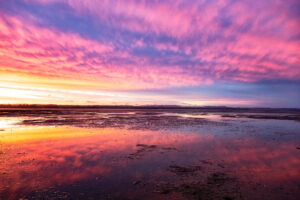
[{"left": 0, "top": 109, "right": 300, "bottom": 199}]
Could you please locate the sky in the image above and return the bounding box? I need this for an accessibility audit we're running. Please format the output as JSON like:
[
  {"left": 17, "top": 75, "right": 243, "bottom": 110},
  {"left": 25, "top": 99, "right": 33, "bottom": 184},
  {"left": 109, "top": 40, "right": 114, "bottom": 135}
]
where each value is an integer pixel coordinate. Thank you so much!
[{"left": 0, "top": 0, "right": 299, "bottom": 107}]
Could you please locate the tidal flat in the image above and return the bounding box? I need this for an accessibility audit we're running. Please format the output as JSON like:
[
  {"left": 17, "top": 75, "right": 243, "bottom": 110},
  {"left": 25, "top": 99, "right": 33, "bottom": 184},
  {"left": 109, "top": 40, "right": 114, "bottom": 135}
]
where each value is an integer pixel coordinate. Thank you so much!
[{"left": 0, "top": 108, "right": 300, "bottom": 200}]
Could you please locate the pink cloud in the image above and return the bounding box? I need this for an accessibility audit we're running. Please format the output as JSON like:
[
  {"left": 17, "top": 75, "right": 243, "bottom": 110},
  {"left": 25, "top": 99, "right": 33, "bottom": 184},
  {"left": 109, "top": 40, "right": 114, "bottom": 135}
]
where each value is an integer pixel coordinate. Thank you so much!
[{"left": 0, "top": 0, "right": 299, "bottom": 93}]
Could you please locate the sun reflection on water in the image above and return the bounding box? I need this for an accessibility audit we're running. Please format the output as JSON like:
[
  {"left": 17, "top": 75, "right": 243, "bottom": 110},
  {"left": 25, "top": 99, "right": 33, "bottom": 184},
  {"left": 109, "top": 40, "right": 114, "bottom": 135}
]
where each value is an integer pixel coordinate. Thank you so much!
[{"left": 0, "top": 118, "right": 22, "bottom": 131}]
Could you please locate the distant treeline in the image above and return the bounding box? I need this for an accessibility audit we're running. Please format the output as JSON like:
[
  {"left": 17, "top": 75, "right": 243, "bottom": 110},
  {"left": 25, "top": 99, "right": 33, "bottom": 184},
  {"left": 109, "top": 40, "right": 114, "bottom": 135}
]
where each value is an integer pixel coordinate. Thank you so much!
[
  {"left": 0, "top": 104, "right": 226, "bottom": 109},
  {"left": 0, "top": 104, "right": 299, "bottom": 112}
]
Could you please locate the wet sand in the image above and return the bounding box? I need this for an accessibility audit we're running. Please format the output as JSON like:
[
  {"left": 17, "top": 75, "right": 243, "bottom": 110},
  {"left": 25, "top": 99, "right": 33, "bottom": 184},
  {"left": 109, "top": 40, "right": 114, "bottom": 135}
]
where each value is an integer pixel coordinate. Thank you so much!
[{"left": 0, "top": 108, "right": 300, "bottom": 199}]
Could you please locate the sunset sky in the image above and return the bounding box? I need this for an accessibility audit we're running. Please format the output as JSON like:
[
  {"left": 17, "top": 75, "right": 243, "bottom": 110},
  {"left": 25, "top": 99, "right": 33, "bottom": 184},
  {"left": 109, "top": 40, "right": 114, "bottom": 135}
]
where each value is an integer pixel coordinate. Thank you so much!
[{"left": 0, "top": 0, "right": 299, "bottom": 107}]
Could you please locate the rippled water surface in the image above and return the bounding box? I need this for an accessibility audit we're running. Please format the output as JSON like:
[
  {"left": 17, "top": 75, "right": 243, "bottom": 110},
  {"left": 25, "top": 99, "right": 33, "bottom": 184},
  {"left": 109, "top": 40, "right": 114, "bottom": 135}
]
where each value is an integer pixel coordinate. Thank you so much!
[{"left": 0, "top": 109, "right": 300, "bottom": 199}]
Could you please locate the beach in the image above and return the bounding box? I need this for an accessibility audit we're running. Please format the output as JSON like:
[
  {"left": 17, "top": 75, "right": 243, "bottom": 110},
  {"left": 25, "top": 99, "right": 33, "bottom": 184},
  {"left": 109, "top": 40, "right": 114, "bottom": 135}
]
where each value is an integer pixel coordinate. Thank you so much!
[{"left": 0, "top": 107, "right": 299, "bottom": 199}]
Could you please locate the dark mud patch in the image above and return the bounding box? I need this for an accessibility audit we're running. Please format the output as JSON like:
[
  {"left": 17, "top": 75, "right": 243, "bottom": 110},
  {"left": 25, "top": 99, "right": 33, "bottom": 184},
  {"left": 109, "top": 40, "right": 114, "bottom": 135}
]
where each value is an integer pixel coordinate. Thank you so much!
[
  {"left": 222, "top": 114, "right": 300, "bottom": 122},
  {"left": 19, "top": 189, "right": 71, "bottom": 200},
  {"left": 136, "top": 144, "right": 157, "bottom": 148},
  {"left": 128, "top": 144, "right": 178, "bottom": 159},
  {"left": 156, "top": 172, "right": 242, "bottom": 200},
  {"left": 18, "top": 113, "right": 226, "bottom": 131},
  {"left": 168, "top": 165, "right": 202, "bottom": 176},
  {"left": 200, "top": 160, "right": 213, "bottom": 165},
  {"left": 151, "top": 160, "right": 244, "bottom": 200},
  {"left": 160, "top": 147, "right": 178, "bottom": 152}
]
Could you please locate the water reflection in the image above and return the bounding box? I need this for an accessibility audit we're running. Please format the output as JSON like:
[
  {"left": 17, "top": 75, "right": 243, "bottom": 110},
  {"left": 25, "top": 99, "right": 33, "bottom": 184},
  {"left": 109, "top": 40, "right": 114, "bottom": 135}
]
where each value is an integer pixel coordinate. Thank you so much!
[
  {"left": 0, "top": 118, "right": 22, "bottom": 131},
  {"left": 0, "top": 111, "right": 300, "bottom": 199}
]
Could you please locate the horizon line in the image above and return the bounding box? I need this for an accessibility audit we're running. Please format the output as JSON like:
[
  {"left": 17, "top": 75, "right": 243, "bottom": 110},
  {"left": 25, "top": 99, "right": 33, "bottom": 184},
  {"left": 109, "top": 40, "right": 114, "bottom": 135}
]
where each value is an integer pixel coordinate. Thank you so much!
[{"left": 0, "top": 104, "right": 300, "bottom": 110}]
